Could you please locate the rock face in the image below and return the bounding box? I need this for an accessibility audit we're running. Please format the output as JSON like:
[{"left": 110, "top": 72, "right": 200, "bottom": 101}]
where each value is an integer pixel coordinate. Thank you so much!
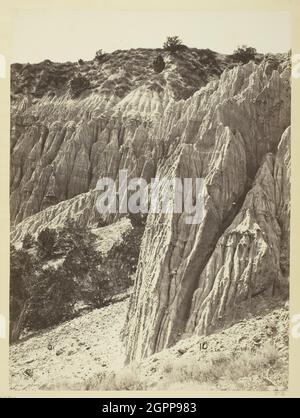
[
  {"left": 10, "top": 48, "right": 257, "bottom": 227},
  {"left": 10, "top": 49, "right": 290, "bottom": 363},
  {"left": 186, "top": 128, "right": 290, "bottom": 336},
  {"left": 123, "top": 60, "right": 291, "bottom": 361}
]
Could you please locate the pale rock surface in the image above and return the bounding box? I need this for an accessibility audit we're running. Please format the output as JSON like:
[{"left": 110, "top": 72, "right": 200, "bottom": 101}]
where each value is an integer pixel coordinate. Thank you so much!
[
  {"left": 10, "top": 51, "right": 291, "bottom": 365},
  {"left": 124, "top": 61, "right": 290, "bottom": 361}
]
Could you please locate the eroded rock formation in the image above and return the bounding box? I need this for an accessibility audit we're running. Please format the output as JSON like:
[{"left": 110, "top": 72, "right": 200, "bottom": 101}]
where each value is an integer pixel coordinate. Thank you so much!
[
  {"left": 10, "top": 48, "right": 257, "bottom": 227},
  {"left": 10, "top": 49, "right": 290, "bottom": 361},
  {"left": 123, "top": 59, "right": 290, "bottom": 361}
]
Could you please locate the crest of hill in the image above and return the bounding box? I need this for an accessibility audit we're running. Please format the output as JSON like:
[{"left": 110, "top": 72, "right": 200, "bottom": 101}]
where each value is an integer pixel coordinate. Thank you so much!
[{"left": 11, "top": 47, "right": 266, "bottom": 102}]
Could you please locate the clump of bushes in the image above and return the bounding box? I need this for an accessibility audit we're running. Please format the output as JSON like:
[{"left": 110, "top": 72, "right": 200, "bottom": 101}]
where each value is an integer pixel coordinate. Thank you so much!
[
  {"left": 198, "top": 49, "right": 217, "bottom": 66},
  {"left": 69, "top": 73, "right": 91, "bottom": 98},
  {"left": 22, "top": 233, "right": 35, "bottom": 250},
  {"left": 95, "top": 49, "right": 109, "bottom": 63},
  {"left": 26, "top": 266, "right": 76, "bottom": 331},
  {"left": 10, "top": 220, "right": 144, "bottom": 342},
  {"left": 158, "top": 343, "right": 282, "bottom": 390},
  {"left": 10, "top": 246, "right": 33, "bottom": 342},
  {"left": 86, "top": 368, "right": 145, "bottom": 390},
  {"left": 10, "top": 226, "right": 102, "bottom": 341},
  {"left": 232, "top": 45, "right": 257, "bottom": 64},
  {"left": 95, "top": 49, "right": 104, "bottom": 60},
  {"left": 163, "top": 36, "right": 186, "bottom": 53},
  {"left": 37, "top": 227, "right": 56, "bottom": 257},
  {"left": 152, "top": 55, "right": 165, "bottom": 73},
  {"left": 84, "top": 343, "right": 284, "bottom": 391}
]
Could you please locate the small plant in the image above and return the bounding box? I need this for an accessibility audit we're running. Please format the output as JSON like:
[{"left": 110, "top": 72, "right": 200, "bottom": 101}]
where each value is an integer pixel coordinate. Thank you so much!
[
  {"left": 37, "top": 228, "right": 56, "bottom": 257},
  {"left": 26, "top": 265, "right": 76, "bottom": 330},
  {"left": 22, "top": 233, "right": 35, "bottom": 250},
  {"left": 128, "top": 212, "right": 147, "bottom": 227},
  {"left": 163, "top": 36, "right": 185, "bottom": 53},
  {"left": 97, "top": 218, "right": 109, "bottom": 228},
  {"left": 232, "top": 45, "right": 257, "bottom": 64},
  {"left": 159, "top": 343, "right": 282, "bottom": 390},
  {"left": 10, "top": 246, "right": 34, "bottom": 342},
  {"left": 161, "top": 360, "right": 174, "bottom": 374},
  {"left": 95, "top": 49, "right": 108, "bottom": 63},
  {"left": 69, "top": 74, "right": 90, "bottom": 98},
  {"left": 152, "top": 55, "right": 165, "bottom": 73},
  {"left": 86, "top": 368, "right": 145, "bottom": 390},
  {"left": 95, "top": 49, "right": 104, "bottom": 60},
  {"left": 198, "top": 49, "right": 216, "bottom": 65}
]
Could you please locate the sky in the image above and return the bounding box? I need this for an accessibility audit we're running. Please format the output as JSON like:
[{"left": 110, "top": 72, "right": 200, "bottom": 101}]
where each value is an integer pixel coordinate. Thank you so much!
[{"left": 11, "top": 10, "right": 291, "bottom": 63}]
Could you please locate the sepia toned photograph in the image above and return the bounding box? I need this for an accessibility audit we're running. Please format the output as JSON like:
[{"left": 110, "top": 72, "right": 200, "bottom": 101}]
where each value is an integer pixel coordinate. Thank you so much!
[{"left": 8, "top": 6, "right": 291, "bottom": 393}]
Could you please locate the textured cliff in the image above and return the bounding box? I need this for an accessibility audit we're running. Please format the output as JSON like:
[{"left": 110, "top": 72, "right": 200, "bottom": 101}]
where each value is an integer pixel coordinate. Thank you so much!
[
  {"left": 123, "top": 59, "right": 290, "bottom": 361},
  {"left": 10, "top": 48, "right": 290, "bottom": 363},
  {"left": 10, "top": 48, "right": 260, "bottom": 227}
]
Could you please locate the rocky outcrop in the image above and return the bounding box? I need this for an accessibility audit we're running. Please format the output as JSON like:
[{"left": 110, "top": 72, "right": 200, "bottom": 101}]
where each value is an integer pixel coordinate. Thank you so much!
[
  {"left": 186, "top": 127, "right": 290, "bottom": 336},
  {"left": 123, "top": 60, "right": 290, "bottom": 361},
  {"left": 10, "top": 49, "right": 290, "bottom": 364},
  {"left": 10, "top": 48, "right": 264, "bottom": 226}
]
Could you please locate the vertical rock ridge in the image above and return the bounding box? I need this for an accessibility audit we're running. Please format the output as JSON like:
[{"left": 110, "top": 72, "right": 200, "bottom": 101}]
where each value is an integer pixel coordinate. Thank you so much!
[{"left": 123, "top": 60, "right": 290, "bottom": 361}]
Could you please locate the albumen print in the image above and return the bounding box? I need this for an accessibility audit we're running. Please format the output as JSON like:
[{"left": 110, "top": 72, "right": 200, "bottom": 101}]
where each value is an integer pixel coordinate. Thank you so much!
[{"left": 7, "top": 6, "right": 292, "bottom": 392}]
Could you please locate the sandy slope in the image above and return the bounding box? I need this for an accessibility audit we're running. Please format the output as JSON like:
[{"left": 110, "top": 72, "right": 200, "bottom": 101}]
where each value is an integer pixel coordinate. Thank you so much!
[
  {"left": 10, "top": 298, "right": 289, "bottom": 392},
  {"left": 136, "top": 305, "right": 289, "bottom": 391},
  {"left": 84, "top": 303, "right": 289, "bottom": 392},
  {"left": 10, "top": 300, "right": 128, "bottom": 390}
]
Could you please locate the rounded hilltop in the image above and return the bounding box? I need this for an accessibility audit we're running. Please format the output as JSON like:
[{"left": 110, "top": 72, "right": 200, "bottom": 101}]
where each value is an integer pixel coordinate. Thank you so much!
[{"left": 11, "top": 41, "right": 267, "bottom": 102}]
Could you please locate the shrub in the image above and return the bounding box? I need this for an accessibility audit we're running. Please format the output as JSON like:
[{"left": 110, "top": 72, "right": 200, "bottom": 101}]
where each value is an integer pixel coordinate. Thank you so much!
[
  {"left": 69, "top": 74, "right": 91, "bottom": 98},
  {"left": 37, "top": 228, "right": 56, "bottom": 257},
  {"left": 86, "top": 368, "right": 145, "bottom": 390},
  {"left": 198, "top": 49, "right": 217, "bottom": 65},
  {"left": 10, "top": 219, "right": 144, "bottom": 340},
  {"left": 95, "top": 49, "right": 108, "bottom": 63},
  {"left": 232, "top": 45, "right": 257, "bottom": 64},
  {"left": 159, "top": 343, "right": 282, "bottom": 390},
  {"left": 152, "top": 55, "right": 165, "bottom": 73},
  {"left": 163, "top": 36, "right": 185, "bottom": 53},
  {"left": 128, "top": 212, "right": 147, "bottom": 227},
  {"left": 26, "top": 266, "right": 76, "bottom": 330},
  {"left": 22, "top": 233, "right": 35, "bottom": 250},
  {"left": 95, "top": 49, "right": 104, "bottom": 59},
  {"left": 97, "top": 218, "right": 109, "bottom": 228},
  {"left": 10, "top": 246, "right": 35, "bottom": 341}
]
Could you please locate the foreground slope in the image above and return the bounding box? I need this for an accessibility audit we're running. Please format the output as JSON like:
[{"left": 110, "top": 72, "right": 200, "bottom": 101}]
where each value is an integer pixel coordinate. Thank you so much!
[{"left": 10, "top": 301, "right": 288, "bottom": 391}]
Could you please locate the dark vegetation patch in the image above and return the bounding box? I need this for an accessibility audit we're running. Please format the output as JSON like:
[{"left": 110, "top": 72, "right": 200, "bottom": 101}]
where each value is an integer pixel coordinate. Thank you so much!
[
  {"left": 10, "top": 220, "right": 144, "bottom": 342},
  {"left": 11, "top": 44, "right": 266, "bottom": 103}
]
